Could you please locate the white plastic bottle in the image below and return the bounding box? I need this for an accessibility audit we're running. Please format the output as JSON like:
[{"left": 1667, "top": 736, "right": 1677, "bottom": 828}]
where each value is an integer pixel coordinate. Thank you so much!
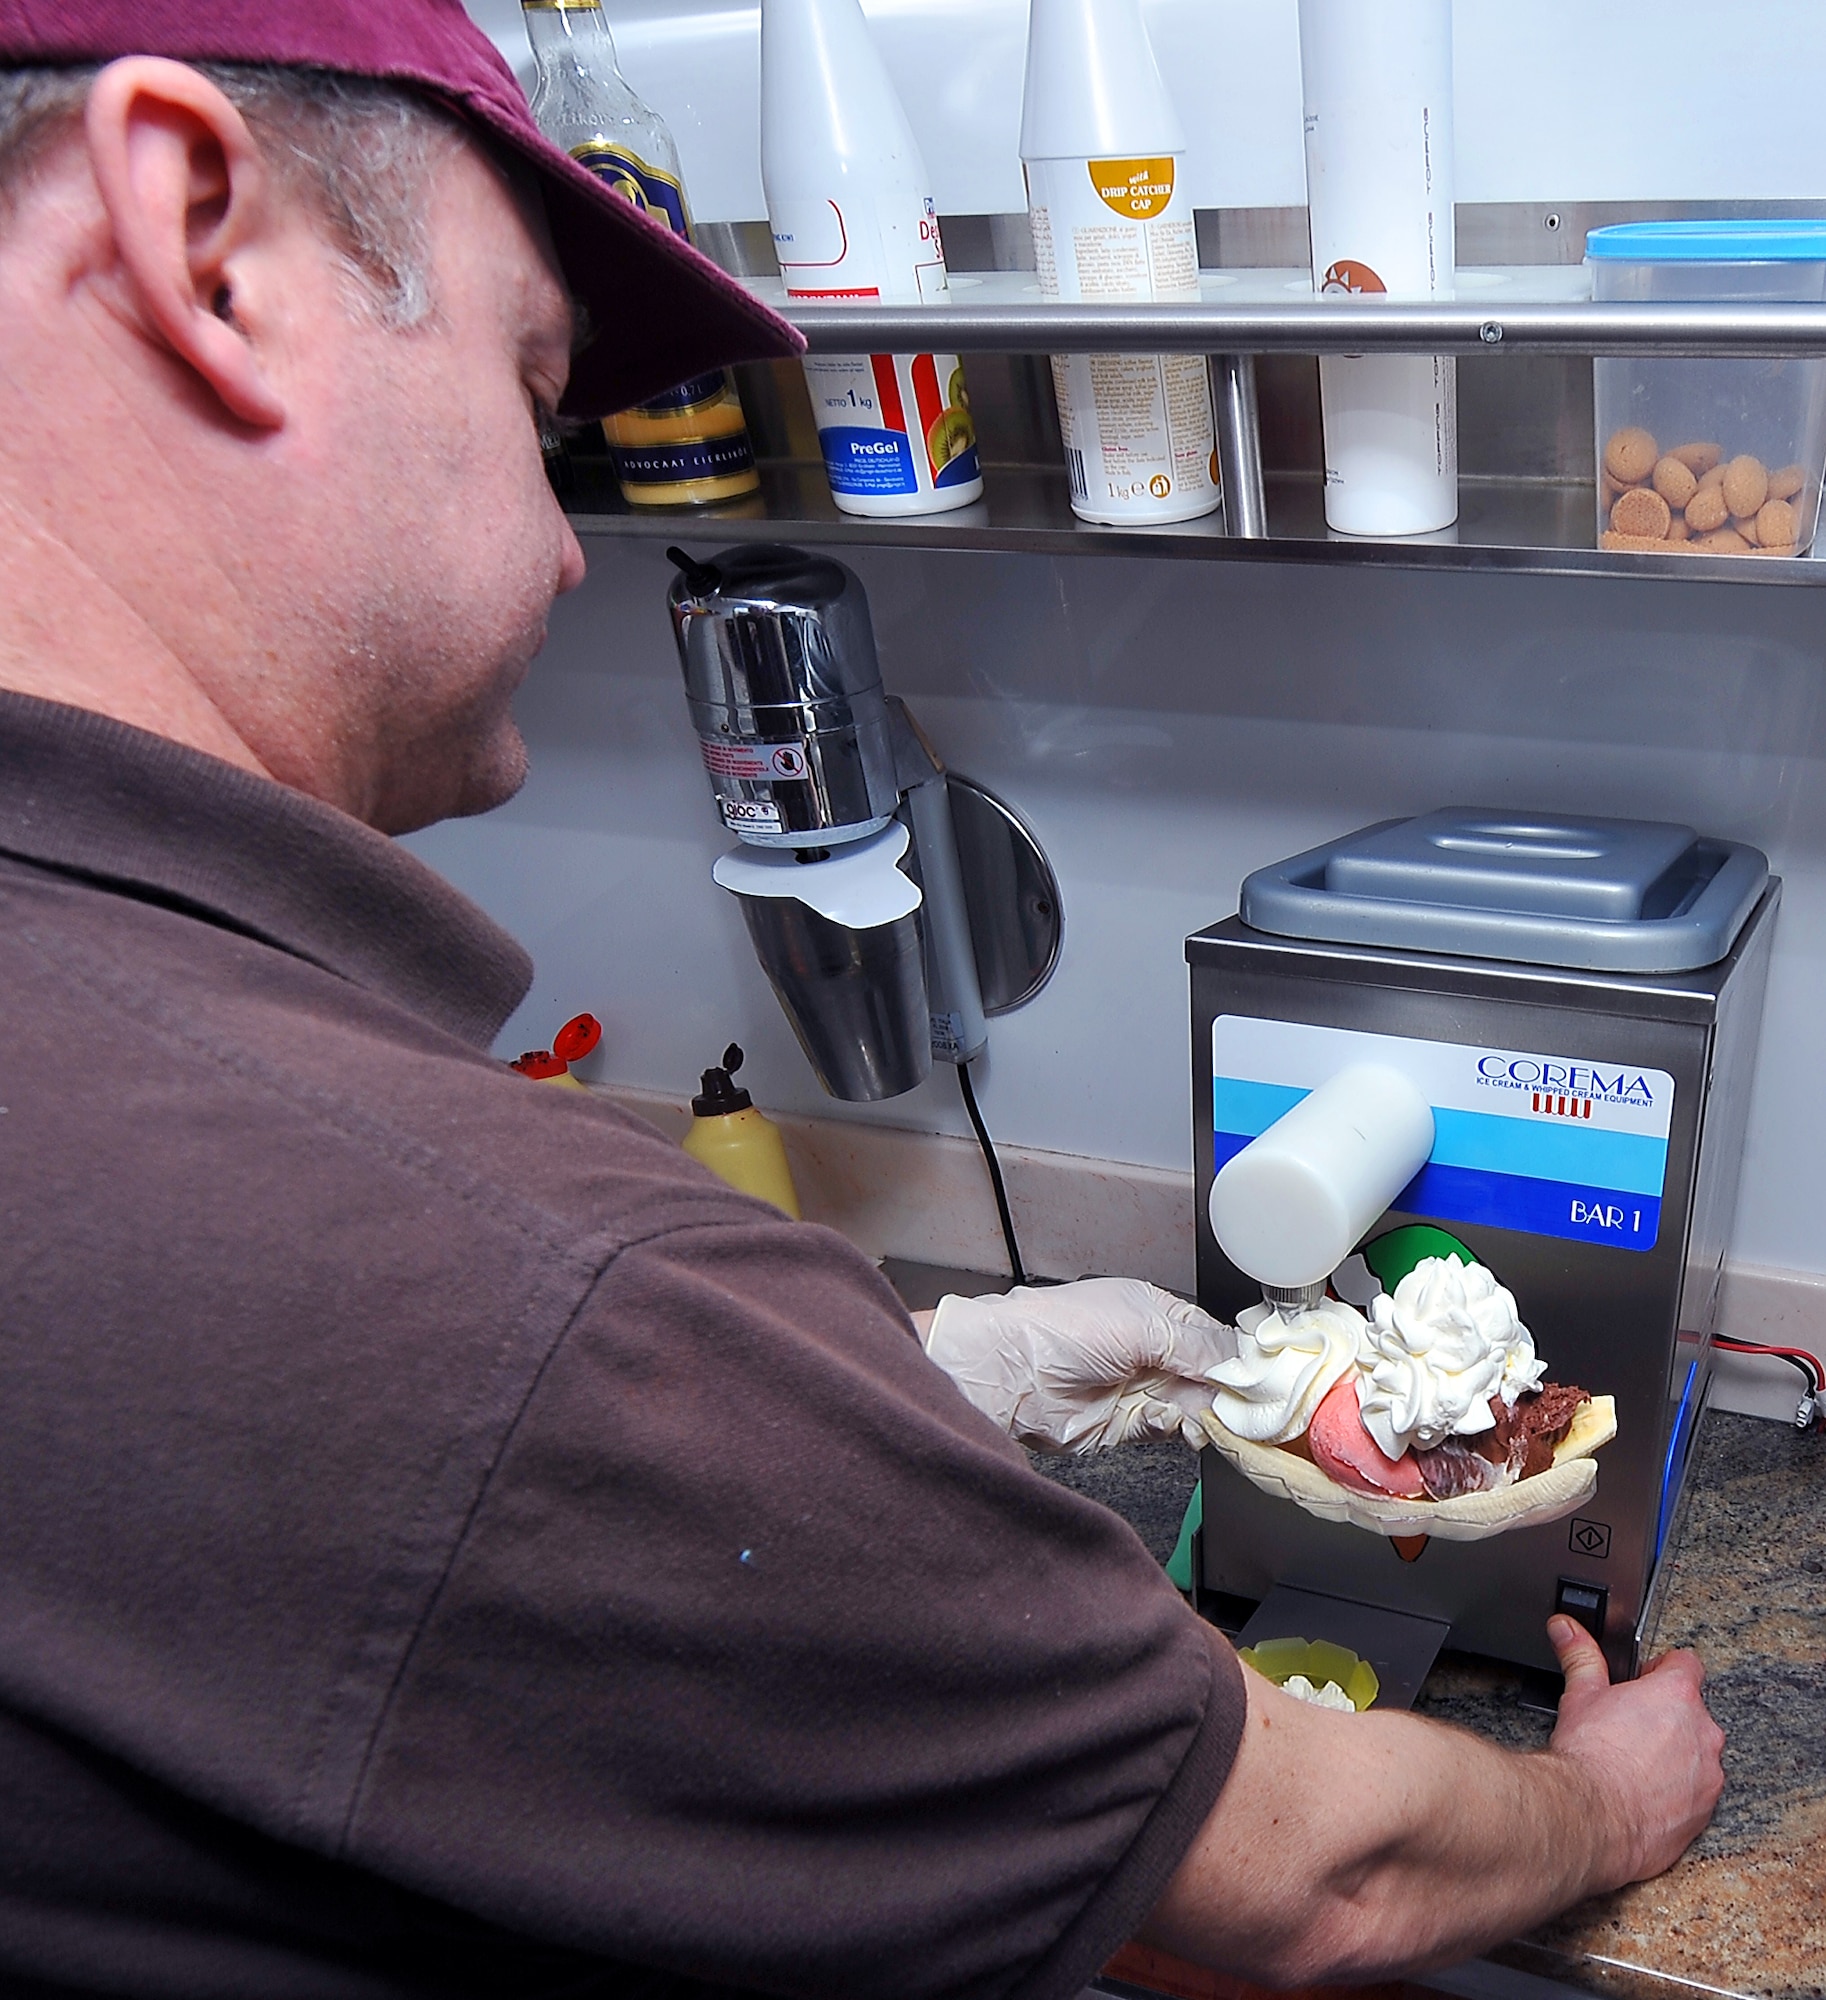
[
  {"left": 759, "top": 0, "right": 983, "bottom": 517},
  {"left": 1020, "top": 0, "right": 1219, "bottom": 526},
  {"left": 1298, "top": 0, "right": 1457, "bottom": 536}
]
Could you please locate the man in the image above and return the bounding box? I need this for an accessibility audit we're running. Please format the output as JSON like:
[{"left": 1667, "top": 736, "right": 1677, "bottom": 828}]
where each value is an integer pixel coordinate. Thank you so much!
[{"left": 0, "top": 2, "right": 1724, "bottom": 1995}]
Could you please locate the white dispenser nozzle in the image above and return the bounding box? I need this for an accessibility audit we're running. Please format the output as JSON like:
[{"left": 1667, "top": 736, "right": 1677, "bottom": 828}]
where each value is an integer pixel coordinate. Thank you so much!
[
  {"left": 1208, "top": 1062, "right": 1435, "bottom": 1295},
  {"left": 1018, "top": 0, "right": 1187, "bottom": 159}
]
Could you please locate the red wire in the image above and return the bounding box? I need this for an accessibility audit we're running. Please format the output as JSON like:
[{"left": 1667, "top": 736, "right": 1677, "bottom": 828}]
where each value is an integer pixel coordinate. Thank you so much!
[{"left": 1714, "top": 1335, "right": 1825, "bottom": 1392}]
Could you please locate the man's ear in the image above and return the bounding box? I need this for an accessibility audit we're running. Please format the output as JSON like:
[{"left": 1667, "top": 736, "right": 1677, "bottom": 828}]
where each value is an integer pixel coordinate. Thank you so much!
[{"left": 84, "top": 57, "right": 287, "bottom": 431}]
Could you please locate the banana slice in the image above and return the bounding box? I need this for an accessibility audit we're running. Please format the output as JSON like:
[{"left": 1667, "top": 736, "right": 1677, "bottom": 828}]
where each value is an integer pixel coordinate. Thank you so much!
[
  {"left": 1553, "top": 1394, "right": 1616, "bottom": 1464},
  {"left": 1198, "top": 1395, "right": 1611, "bottom": 1544}
]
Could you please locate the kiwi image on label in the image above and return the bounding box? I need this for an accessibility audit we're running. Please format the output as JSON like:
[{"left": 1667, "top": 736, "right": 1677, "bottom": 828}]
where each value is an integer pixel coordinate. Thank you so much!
[{"left": 927, "top": 404, "right": 976, "bottom": 472}]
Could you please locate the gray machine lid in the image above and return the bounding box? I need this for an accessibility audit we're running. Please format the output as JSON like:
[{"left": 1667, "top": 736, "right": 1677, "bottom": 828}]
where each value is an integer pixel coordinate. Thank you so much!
[{"left": 1240, "top": 809, "right": 1770, "bottom": 972}]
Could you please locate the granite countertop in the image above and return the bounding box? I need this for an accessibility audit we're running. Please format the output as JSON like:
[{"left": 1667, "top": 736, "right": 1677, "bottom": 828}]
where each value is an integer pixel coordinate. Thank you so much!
[
  {"left": 1467, "top": 1408, "right": 1826, "bottom": 2000},
  {"left": 1036, "top": 1410, "right": 1826, "bottom": 2000}
]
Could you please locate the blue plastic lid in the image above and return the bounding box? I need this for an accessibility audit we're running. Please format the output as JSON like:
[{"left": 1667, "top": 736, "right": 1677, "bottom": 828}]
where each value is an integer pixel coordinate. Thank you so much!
[{"left": 1586, "top": 219, "right": 1826, "bottom": 264}]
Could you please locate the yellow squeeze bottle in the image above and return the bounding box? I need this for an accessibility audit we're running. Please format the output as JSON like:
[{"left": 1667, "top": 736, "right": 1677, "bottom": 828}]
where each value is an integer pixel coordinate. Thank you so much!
[{"left": 682, "top": 1044, "right": 802, "bottom": 1219}]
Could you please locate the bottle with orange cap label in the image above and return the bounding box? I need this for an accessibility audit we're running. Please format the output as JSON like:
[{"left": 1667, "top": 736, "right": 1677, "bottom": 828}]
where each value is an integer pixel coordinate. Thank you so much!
[{"left": 1020, "top": 0, "right": 1219, "bottom": 526}]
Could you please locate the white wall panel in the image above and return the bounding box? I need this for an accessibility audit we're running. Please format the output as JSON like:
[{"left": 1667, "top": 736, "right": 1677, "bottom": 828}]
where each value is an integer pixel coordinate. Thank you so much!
[
  {"left": 406, "top": 539, "right": 1826, "bottom": 1281},
  {"left": 469, "top": 0, "right": 1826, "bottom": 224}
]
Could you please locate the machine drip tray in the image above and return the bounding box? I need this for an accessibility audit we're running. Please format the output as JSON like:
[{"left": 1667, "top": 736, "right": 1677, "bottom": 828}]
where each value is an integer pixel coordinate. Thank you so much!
[{"left": 1234, "top": 1585, "right": 1452, "bottom": 1710}]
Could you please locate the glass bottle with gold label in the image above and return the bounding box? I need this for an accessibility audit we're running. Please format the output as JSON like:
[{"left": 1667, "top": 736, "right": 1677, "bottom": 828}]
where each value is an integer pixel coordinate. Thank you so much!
[{"left": 521, "top": 0, "right": 760, "bottom": 506}]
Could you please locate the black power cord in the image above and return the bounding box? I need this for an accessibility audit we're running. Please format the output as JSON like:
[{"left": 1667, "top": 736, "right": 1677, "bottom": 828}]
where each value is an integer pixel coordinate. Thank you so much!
[{"left": 957, "top": 1058, "right": 1028, "bottom": 1288}]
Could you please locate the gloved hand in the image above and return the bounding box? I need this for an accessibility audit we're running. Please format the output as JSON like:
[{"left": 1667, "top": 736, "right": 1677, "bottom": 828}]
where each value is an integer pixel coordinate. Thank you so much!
[{"left": 922, "top": 1277, "right": 1239, "bottom": 1455}]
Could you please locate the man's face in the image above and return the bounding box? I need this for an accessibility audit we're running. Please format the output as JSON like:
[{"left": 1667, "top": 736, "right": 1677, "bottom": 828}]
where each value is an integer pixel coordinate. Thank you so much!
[{"left": 286, "top": 135, "right": 586, "bottom": 834}]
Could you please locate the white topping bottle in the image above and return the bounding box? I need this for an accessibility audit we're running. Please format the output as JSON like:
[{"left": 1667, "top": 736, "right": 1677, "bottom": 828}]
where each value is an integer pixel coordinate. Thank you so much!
[
  {"left": 1298, "top": 0, "right": 1457, "bottom": 535},
  {"left": 1019, "top": 0, "right": 1218, "bottom": 526},
  {"left": 759, "top": 0, "right": 983, "bottom": 517},
  {"left": 521, "top": 0, "right": 760, "bottom": 507}
]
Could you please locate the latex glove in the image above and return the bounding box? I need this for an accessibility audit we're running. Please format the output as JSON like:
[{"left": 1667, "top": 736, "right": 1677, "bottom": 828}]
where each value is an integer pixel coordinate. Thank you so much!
[{"left": 923, "top": 1277, "right": 1239, "bottom": 1455}]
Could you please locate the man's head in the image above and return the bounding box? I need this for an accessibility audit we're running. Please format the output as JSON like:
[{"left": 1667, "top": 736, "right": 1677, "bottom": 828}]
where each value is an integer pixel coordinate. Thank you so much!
[{"left": 0, "top": 5, "right": 797, "bottom": 833}]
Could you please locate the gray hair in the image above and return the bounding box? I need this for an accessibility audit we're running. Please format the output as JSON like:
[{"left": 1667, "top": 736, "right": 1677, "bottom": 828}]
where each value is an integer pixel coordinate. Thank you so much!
[{"left": 0, "top": 61, "right": 462, "bottom": 326}]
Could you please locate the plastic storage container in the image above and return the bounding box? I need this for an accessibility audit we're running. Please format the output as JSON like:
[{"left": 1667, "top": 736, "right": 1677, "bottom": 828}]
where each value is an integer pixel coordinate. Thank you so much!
[{"left": 1587, "top": 221, "right": 1826, "bottom": 557}]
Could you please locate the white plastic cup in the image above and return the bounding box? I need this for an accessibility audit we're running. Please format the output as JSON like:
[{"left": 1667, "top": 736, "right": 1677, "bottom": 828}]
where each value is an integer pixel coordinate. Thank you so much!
[
  {"left": 1208, "top": 1063, "right": 1436, "bottom": 1289},
  {"left": 759, "top": 0, "right": 983, "bottom": 517},
  {"left": 1298, "top": 0, "right": 1457, "bottom": 536},
  {"left": 1020, "top": 0, "right": 1218, "bottom": 526}
]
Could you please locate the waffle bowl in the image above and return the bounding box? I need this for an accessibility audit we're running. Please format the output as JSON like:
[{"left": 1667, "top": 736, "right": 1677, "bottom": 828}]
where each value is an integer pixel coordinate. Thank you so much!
[{"left": 1198, "top": 1393, "right": 1616, "bottom": 1542}]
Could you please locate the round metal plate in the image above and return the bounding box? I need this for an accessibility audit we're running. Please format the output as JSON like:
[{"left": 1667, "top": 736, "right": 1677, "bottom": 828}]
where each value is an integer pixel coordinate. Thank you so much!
[{"left": 946, "top": 775, "right": 1063, "bottom": 1016}]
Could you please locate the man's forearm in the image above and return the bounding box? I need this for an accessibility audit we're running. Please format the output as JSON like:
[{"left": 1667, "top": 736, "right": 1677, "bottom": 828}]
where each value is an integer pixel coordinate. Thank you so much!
[
  {"left": 1229, "top": 1715, "right": 1614, "bottom": 1982},
  {"left": 1141, "top": 1630, "right": 1722, "bottom": 1990}
]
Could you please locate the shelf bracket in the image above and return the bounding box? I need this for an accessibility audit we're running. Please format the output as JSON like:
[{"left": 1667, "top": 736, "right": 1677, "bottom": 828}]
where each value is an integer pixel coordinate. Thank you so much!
[{"left": 1211, "top": 353, "right": 1268, "bottom": 538}]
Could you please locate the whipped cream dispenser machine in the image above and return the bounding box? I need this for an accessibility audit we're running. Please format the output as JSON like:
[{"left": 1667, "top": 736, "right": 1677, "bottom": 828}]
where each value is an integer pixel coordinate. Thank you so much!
[
  {"left": 1189, "top": 811, "right": 1778, "bottom": 1684},
  {"left": 668, "top": 545, "right": 1061, "bottom": 1103}
]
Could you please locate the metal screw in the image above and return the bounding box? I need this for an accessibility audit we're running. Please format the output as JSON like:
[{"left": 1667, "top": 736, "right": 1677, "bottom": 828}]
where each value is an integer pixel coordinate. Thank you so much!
[
  {"left": 1479, "top": 321, "right": 1504, "bottom": 345},
  {"left": 1544, "top": 212, "right": 1563, "bottom": 232}
]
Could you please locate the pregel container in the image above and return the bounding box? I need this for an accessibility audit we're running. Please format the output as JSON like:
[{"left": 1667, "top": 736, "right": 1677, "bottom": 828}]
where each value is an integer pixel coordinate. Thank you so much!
[{"left": 1588, "top": 221, "right": 1826, "bottom": 558}]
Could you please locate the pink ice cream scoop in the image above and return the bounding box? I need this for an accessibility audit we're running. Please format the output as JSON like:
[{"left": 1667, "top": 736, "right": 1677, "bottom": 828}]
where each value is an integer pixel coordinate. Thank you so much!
[{"left": 1307, "top": 1375, "right": 1427, "bottom": 1499}]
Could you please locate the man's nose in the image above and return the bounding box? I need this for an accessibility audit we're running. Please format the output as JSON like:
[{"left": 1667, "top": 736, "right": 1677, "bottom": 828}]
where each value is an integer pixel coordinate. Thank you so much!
[{"left": 556, "top": 517, "right": 586, "bottom": 596}]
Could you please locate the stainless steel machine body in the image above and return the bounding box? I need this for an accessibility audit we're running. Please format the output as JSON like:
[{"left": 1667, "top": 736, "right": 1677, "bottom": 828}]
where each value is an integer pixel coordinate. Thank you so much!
[
  {"left": 671, "top": 543, "right": 900, "bottom": 850},
  {"left": 1187, "top": 825, "right": 1778, "bottom": 1680}
]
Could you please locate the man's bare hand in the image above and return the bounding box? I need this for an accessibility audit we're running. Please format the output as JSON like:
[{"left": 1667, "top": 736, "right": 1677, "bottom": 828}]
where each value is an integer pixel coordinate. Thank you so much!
[{"left": 1546, "top": 1615, "right": 1725, "bottom": 1889}]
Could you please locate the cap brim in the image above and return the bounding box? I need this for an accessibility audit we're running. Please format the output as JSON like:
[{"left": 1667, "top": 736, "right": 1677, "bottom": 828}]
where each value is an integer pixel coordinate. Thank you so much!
[
  {"left": 435, "top": 44, "right": 802, "bottom": 419},
  {"left": 497, "top": 126, "right": 805, "bottom": 420}
]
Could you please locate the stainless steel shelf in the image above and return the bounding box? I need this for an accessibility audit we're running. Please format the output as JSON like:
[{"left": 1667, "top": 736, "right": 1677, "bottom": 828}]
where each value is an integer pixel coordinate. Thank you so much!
[
  {"left": 564, "top": 268, "right": 1826, "bottom": 580},
  {"left": 784, "top": 298, "right": 1826, "bottom": 358},
  {"left": 750, "top": 272, "right": 1826, "bottom": 359},
  {"left": 562, "top": 459, "right": 1826, "bottom": 586}
]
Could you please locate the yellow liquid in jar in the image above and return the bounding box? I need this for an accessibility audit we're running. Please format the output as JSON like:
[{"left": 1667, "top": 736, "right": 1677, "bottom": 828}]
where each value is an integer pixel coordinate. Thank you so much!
[{"left": 602, "top": 373, "right": 760, "bottom": 507}]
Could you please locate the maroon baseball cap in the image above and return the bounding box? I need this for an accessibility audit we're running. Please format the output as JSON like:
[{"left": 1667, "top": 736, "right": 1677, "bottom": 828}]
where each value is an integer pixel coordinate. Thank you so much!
[{"left": 0, "top": 0, "right": 803, "bottom": 416}]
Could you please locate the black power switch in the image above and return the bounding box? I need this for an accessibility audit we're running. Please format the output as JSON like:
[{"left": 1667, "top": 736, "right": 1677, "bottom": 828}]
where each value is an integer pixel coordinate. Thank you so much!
[{"left": 1554, "top": 1578, "right": 1610, "bottom": 1641}]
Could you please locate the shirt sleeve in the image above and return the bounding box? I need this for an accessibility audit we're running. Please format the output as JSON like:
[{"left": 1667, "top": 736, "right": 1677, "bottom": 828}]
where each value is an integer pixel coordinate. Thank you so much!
[{"left": 345, "top": 1208, "right": 1246, "bottom": 2000}]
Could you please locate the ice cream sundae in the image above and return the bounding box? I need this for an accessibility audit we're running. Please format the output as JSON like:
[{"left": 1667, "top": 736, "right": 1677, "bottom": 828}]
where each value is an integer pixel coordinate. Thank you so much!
[{"left": 1202, "top": 1250, "right": 1615, "bottom": 1543}]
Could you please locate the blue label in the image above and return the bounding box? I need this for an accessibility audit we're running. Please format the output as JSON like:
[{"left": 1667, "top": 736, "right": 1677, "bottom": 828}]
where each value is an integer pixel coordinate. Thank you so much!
[
  {"left": 571, "top": 142, "right": 690, "bottom": 241},
  {"left": 1209, "top": 1019, "right": 1676, "bottom": 1256},
  {"left": 821, "top": 426, "right": 919, "bottom": 495},
  {"left": 611, "top": 432, "right": 756, "bottom": 486},
  {"left": 638, "top": 370, "right": 728, "bottom": 415},
  {"left": 1213, "top": 1128, "right": 1664, "bottom": 1252},
  {"left": 934, "top": 442, "right": 982, "bottom": 489}
]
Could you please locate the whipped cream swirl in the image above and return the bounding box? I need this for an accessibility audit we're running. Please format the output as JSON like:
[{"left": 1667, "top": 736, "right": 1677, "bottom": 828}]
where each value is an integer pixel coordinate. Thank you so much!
[
  {"left": 1358, "top": 1254, "right": 1545, "bottom": 1462},
  {"left": 1208, "top": 1298, "right": 1368, "bottom": 1445}
]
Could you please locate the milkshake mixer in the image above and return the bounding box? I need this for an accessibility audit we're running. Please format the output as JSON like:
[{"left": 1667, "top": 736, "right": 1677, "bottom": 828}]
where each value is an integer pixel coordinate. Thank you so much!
[{"left": 667, "top": 544, "right": 1060, "bottom": 1103}]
